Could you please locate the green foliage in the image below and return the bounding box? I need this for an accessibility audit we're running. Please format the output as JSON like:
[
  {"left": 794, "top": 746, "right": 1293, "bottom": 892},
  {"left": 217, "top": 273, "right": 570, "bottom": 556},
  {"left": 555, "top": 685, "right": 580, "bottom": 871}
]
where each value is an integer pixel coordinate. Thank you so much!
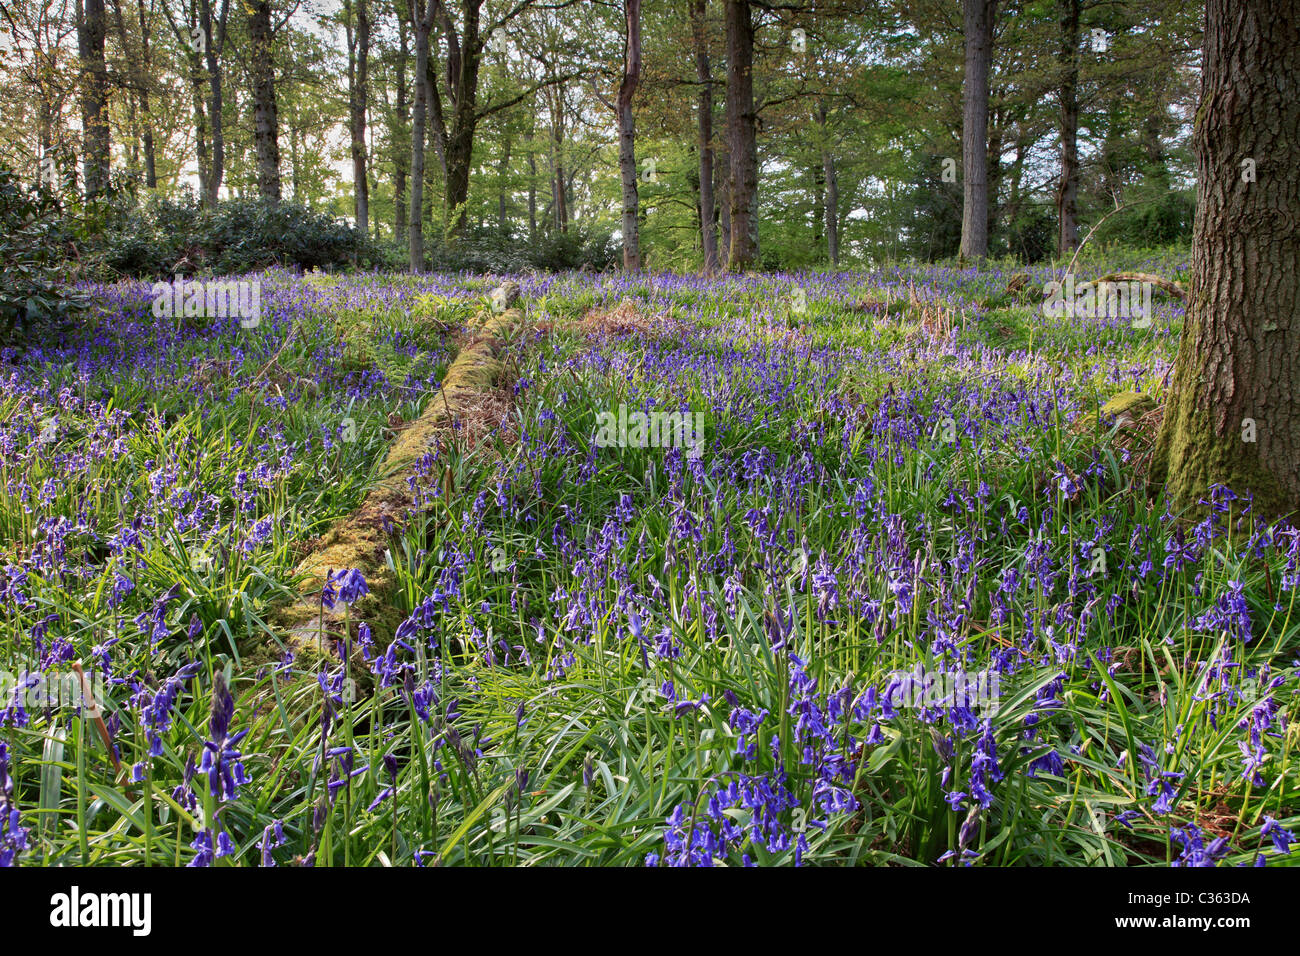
[
  {"left": 381, "top": 226, "right": 620, "bottom": 274},
  {"left": 1094, "top": 190, "right": 1196, "bottom": 249},
  {"left": 0, "top": 167, "right": 84, "bottom": 345},
  {"left": 94, "top": 194, "right": 371, "bottom": 278}
]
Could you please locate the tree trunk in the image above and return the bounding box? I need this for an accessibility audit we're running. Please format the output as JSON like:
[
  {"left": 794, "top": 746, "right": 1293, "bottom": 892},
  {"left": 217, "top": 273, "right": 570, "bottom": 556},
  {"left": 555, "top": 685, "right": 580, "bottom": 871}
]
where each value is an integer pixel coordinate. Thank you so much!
[
  {"left": 959, "top": 0, "right": 995, "bottom": 260},
  {"left": 812, "top": 162, "right": 824, "bottom": 248},
  {"left": 136, "top": 0, "right": 157, "bottom": 187},
  {"left": 1056, "top": 0, "right": 1080, "bottom": 256},
  {"left": 190, "top": 70, "right": 211, "bottom": 201},
  {"left": 617, "top": 0, "right": 642, "bottom": 270},
  {"left": 825, "top": 150, "right": 840, "bottom": 267},
  {"left": 986, "top": 111, "right": 1001, "bottom": 250},
  {"left": 546, "top": 83, "right": 568, "bottom": 233},
  {"left": 690, "top": 0, "right": 718, "bottom": 272},
  {"left": 527, "top": 133, "right": 538, "bottom": 239},
  {"left": 716, "top": 140, "right": 731, "bottom": 264},
  {"left": 409, "top": 0, "right": 431, "bottom": 271},
  {"left": 496, "top": 134, "right": 511, "bottom": 233},
  {"left": 395, "top": 1, "right": 410, "bottom": 241},
  {"left": 77, "top": 0, "right": 111, "bottom": 198},
  {"left": 248, "top": 0, "right": 281, "bottom": 201},
  {"left": 1151, "top": 0, "right": 1300, "bottom": 518},
  {"left": 427, "top": 0, "right": 482, "bottom": 238},
  {"left": 347, "top": 0, "right": 370, "bottom": 234},
  {"left": 724, "top": 0, "right": 758, "bottom": 270},
  {"left": 115, "top": 0, "right": 157, "bottom": 188},
  {"left": 199, "top": 0, "right": 227, "bottom": 205}
]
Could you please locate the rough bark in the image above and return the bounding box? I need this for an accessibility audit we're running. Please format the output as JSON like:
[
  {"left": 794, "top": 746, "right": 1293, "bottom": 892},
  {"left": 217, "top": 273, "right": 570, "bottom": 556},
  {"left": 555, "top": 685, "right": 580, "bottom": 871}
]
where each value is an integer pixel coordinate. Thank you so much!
[
  {"left": 428, "top": 0, "right": 482, "bottom": 236},
  {"left": 248, "top": 0, "right": 280, "bottom": 201},
  {"left": 77, "top": 0, "right": 111, "bottom": 198},
  {"left": 959, "top": 0, "right": 995, "bottom": 260},
  {"left": 1151, "top": 0, "right": 1300, "bottom": 518},
  {"left": 617, "top": 0, "right": 642, "bottom": 270},
  {"left": 724, "top": 0, "right": 758, "bottom": 270}
]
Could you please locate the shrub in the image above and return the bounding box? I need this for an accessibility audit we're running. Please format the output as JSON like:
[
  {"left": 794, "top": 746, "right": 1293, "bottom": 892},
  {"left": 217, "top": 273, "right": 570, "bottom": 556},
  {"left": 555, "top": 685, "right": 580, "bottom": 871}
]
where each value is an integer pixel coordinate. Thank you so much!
[
  {"left": 0, "top": 166, "right": 84, "bottom": 345},
  {"left": 98, "top": 195, "right": 369, "bottom": 277},
  {"left": 204, "top": 198, "right": 368, "bottom": 273}
]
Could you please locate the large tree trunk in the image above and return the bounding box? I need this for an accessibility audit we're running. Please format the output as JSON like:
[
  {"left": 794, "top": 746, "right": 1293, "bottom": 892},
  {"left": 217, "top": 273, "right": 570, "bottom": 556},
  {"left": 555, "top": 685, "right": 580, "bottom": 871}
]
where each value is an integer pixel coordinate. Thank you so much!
[
  {"left": 617, "top": 0, "right": 642, "bottom": 270},
  {"left": 724, "top": 0, "right": 758, "bottom": 270},
  {"left": 77, "top": 0, "right": 111, "bottom": 198},
  {"left": 959, "top": 0, "right": 995, "bottom": 260},
  {"left": 690, "top": 0, "right": 718, "bottom": 272},
  {"left": 347, "top": 0, "right": 371, "bottom": 234},
  {"left": 428, "top": 0, "right": 481, "bottom": 238},
  {"left": 1152, "top": 0, "right": 1300, "bottom": 518},
  {"left": 409, "top": 0, "right": 431, "bottom": 271},
  {"left": 248, "top": 0, "right": 281, "bottom": 201},
  {"left": 1056, "top": 0, "right": 1080, "bottom": 256}
]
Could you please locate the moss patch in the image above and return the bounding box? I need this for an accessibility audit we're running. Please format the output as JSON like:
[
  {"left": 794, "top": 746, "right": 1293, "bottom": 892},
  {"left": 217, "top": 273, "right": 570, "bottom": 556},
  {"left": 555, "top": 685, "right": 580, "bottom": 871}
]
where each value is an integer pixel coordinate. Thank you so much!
[{"left": 269, "top": 286, "right": 526, "bottom": 656}]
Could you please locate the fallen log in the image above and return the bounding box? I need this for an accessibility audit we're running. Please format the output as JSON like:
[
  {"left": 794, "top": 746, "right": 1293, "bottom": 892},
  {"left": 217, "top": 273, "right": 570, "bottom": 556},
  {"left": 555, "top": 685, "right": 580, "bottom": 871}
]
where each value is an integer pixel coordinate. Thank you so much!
[
  {"left": 1094, "top": 272, "right": 1187, "bottom": 300},
  {"left": 272, "top": 280, "right": 526, "bottom": 658}
]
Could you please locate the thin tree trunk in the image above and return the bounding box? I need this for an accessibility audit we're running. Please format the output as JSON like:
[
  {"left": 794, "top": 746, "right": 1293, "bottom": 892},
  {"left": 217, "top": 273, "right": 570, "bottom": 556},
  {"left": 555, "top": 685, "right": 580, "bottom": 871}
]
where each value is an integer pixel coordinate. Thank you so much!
[
  {"left": 1056, "top": 0, "right": 1080, "bottom": 256},
  {"left": 724, "top": 0, "right": 758, "bottom": 270},
  {"left": 136, "top": 0, "right": 156, "bottom": 187},
  {"left": 617, "top": 0, "right": 642, "bottom": 270},
  {"left": 716, "top": 140, "right": 731, "bottom": 263},
  {"left": 812, "top": 160, "right": 825, "bottom": 248},
  {"left": 496, "top": 134, "right": 511, "bottom": 233},
  {"left": 347, "top": 0, "right": 370, "bottom": 233},
  {"left": 825, "top": 150, "right": 839, "bottom": 267},
  {"left": 1152, "top": 0, "right": 1300, "bottom": 518},
  {"left": 190, "top": 69, "right": 210, "bottom": 200},
  {"left": 395, "top": 0, "right": 409, "bottom": 240},
  {"left": 987, "top": 111, "right": 1001, "bottom": 251},
  {"left": 198, "top": 0, "right": 227, "bottom": 205},
  {"left": 959, "top": 0, "right": 996, "bottom": 260},
  {"left": 527, "top": 134, "right": 537, "bottom": 239},
  {"left": 690, "top": 0, "right": 718, "bottom": 272},
  {"left": 248, "top": 0, "right": 280, "bottom": 201},
  {"left": 409, "top": 0, "right": 431, "bottom": 271}
]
